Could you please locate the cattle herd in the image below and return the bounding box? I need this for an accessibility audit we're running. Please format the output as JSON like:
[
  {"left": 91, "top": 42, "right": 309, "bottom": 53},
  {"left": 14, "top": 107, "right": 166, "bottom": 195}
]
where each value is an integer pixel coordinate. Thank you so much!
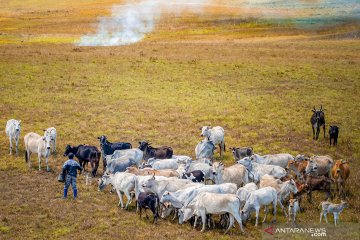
[{"left": 4, "top": 107, "right": 351, "bottom": 234}]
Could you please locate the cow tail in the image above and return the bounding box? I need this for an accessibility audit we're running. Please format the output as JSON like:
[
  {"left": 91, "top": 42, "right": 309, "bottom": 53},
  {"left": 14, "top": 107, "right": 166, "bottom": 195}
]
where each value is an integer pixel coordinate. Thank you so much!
[
  {"left": 155, "top": 195, "right": 160, "bottom": 218},
  {"left": 129, "top": 143, "right": 132, "bottom": 149},
  {"left": 24, "top": 150, "right": 28, "bottom": 162},
  {"left": 223, "top": 142, "right": 226, "bottom": 152}
]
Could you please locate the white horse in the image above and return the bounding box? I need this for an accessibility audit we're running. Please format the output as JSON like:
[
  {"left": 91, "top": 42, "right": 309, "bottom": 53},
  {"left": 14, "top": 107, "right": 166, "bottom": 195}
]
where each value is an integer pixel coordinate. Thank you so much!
[
  {"left": 24, "top": 132, "right": 52, "bottom": 171},
  {"left": 43, "top": 127, "right": 57, "bottom": 153},
  {"left": 5, "top": 119, "right": 21, "bottom": 155}
]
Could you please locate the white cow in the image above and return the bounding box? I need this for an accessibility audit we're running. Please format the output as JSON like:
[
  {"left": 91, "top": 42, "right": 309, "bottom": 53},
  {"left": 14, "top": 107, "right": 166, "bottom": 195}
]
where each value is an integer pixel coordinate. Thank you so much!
[
  {"left": 200, "top": 126, "right": 225, "bottom": 156},
  {"left": 238, "top": 157, "right": 287, "bottom": 180},
  {"left": 43, "top": 127, "right": 57, "bottom": 153},
  {"left": 151, "top": 159, "right": 178, "bottom": 170},
  {"left": 241, "top": 187, "right": 278, "bottom": 226},
  {"left": 212, "top": 162, "right": 248, "bottom": 187},
  {"left": 192, "top": 192, "right": 244, "bottom": 233},
  {"left": 5, "top": 119, "right": 21, "bottom": 155},
  {"left": 24, "top": 132, "right": 52, "bottom": 171},
  {"left": 185, "top": 160, "right": 213, "bottom": 183},
  {"left": 98, "top": 172, "right": 136, "bottom": 209},
  {"left": 251, "top": 153, "right": 294, "bottom": 168},
  {"left": 107, "top": 148, "right": 143, "bottom": 168},
  {"left": 236, "top": 182, "right": 258, "bottom": 208},
  {"left": 142, "top": 176, "right": 196, "bottom": 199}
]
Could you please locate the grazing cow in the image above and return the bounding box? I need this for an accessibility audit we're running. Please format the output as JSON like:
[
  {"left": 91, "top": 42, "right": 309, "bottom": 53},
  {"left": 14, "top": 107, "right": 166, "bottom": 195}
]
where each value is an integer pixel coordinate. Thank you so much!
[
  {"left": 195, "top": 140, "right": 216, "bottom": 160},
  {"left": 192, "top": 192, "right": 244, "bottom": 233},
  {"left": 138, "top": 141, "right": 173, "bottom": 160},
  {"left": 63, "top": 144, "right": 101, "bottom": 176},
  {"left": 331, "top": 160, "right": 350, "bottom": 197},
  {"left": 125, "top": 166, "right": 179, "bottom": 178},
  {"left": 230, "top": 147, "right": 253, "bottom": 161},
  {"left": 329, "top": 126, "right": 339, "bottom": 146},
  {"left": 306, "top": 156, "right": 333, "bottom": 177},
  {"left": 97, "top": 135, "right": 132, "bottom": 168},
  {"left": 98, "top": 172, "right": 136, "bottom": 209},
  {"left": 310, "top": 105, "right": 326, "bottom": 140},
  {"left": 288, "top": 199, "right": 300, "bottom": 224},
  {"left": 137, "top": 192, "right": 160, "bottom": 224},
  {"left": 200, "top": 126, "right": 225, "bottom": 157},
  {"left": 5, "top": 119, "right": 21, "bottom": 155},
  {"left": 251, "top": 153, "right": 294, "bottom": 169},
  {"left": 212, "top": 162, "right": 248, "bottom": 188},
  {"left": 241, "top": 187, "right": 278, "bottom": 226},
  {"left": 319, "top": 200, "right": 348, "bottom": 225},
  {"left": 24, "top": 132, "right": 52, "bottom": 171},
  {"left": 182, "top": 170, "right": 205, "bottom": 183}
]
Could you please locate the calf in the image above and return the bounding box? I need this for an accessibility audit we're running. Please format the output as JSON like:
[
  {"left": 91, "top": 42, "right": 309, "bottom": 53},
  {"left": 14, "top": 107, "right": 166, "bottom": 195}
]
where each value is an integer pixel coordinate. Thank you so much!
[
  {"left": 332, "top": 160, "right": 350, "bottom": 197},
  {"left": 137, "top": 192, "right": 159, "bottom": 224},
  {"left": 5, "top": 119, "right": 21, "bottom": 155},
  {"left": 319, "top": 200, "right": 348, "bottom": 225},
  {"left": 63, "top": 144, "right": 101, "bottom": 176},
  {"left": 138, "top": 141, "right": 173, "bottom": 160},
  {"left": 329, "top": 126, "right": 339, "bottom": 146},
  {"left": 288, "top": 199, "right": 300, "bottom": 224},
  {"left": 182, "top": 170, "right": 205, "bottom": 183},
  {"left": 98, "top": 135, "right": 132, "bottom": 169},
  {"left": 230, "top": 147, "right": 253, "bottom": 161}
]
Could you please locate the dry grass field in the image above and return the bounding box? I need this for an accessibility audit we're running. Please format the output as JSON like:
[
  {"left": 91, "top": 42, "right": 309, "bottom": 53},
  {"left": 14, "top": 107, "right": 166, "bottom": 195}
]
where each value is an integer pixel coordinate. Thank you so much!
[{"left": 0, "top": 1, "right": 359, "bottom": 239}]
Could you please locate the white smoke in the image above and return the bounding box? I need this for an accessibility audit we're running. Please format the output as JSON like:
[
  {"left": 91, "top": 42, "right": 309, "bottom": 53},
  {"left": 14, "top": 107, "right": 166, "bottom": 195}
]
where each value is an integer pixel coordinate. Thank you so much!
[{"left": 77, "top": 0, "right": 211, "bottom": 46}]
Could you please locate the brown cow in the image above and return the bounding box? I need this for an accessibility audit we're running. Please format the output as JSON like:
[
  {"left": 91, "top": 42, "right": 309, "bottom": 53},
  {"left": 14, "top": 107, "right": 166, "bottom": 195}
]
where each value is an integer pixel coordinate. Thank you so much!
[
  {"left": 138, "top": 141, "right": 173, "bottom": 160},
  {"left": 332, "top": 160, "right": 350, "bottom": 198},
  {"left": 286, "top": 159, "right": 308, "bottom": 182},
  {"left": 296, "top": 174, "right": 333, "bottom": 204}
]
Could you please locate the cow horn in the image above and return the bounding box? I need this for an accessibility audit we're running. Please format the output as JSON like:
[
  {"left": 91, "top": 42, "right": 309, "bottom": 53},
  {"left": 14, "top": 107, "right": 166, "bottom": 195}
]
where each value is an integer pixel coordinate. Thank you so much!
[
  {"left": 320, "top": 105, "right": 323, "bottom": 111},
  {"left": 313, "top": 106, "right": 316, "bottom": 111}
]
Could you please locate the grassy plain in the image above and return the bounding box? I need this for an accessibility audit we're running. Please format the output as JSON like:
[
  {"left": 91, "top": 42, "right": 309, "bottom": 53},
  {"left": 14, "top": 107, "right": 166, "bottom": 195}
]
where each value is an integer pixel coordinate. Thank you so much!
[{"left": 0, "top": 1, "right": 359, "bottom": 239}]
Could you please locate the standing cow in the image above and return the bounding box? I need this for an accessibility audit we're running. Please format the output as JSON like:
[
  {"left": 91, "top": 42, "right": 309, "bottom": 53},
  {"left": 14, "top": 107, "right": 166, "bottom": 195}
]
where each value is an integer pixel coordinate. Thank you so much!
[
  {"left": 5, "top": 119, "right": 21, "bottom": 155},
  {"left": 200, "top": 126, "right": 225, "bottom": 157},
  {"left": 63, "top": 144, "right": 101, "bottom": 176},
  {"left": 310, "top": 106, "right": 326, "bottom": 140},
  {"left": 24, "top": 132, "right": 52, "bottom": 171},
  {"left": 43, "top": 127, "right": 57, "bottom": 153},
  {"left": 195, "top": 139, "right": 215, "bottom": 160},
  {"left": 329, "top": 126, "right": 339, "bottom": 146}
]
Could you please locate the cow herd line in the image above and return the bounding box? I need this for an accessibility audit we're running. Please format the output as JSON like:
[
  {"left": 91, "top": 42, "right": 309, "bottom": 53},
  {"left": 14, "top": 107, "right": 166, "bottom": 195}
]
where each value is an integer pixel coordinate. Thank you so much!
[{"left": 4, "top": 119, "right": 351, "bottom": 234}]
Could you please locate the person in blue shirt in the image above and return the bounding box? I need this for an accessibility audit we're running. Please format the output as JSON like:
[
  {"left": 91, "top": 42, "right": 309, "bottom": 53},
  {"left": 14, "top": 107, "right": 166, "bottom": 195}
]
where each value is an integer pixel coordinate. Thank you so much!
[{"left": 62, "top": 152, "right": 82, "bottom": 199}]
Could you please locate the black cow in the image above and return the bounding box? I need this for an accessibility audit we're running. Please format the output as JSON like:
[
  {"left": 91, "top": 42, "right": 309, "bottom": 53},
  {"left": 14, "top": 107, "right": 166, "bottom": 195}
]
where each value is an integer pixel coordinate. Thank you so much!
[
  {"left": 97, "top": 135, "right": 132, "bottom": 169},
  {"left": 310, "top": 105, "right": 326, "bottom": 140},
  {"left": 137, "top": 192, "right": 159, "bottom": 224},
  {"left": 138, "top": 141, "right": 173, "bottom": 160},
  {"left": 230, "top": 147, "right": 253, "bottom": 161},
  {"left": 329, "top": 125, "right": 339, "bottom": 146},
  {"left": 63, "top": 144, "right": 101, "bottom": 176},
  {"left": 181, "top": 170, "right": 205, "bottom": 183}
]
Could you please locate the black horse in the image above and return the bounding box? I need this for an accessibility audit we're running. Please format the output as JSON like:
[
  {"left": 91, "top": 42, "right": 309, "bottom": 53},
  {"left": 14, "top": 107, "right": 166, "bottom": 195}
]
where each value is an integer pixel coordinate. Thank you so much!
[{"left": 310, "top": 105, "right": 326, "bottom": 140}]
